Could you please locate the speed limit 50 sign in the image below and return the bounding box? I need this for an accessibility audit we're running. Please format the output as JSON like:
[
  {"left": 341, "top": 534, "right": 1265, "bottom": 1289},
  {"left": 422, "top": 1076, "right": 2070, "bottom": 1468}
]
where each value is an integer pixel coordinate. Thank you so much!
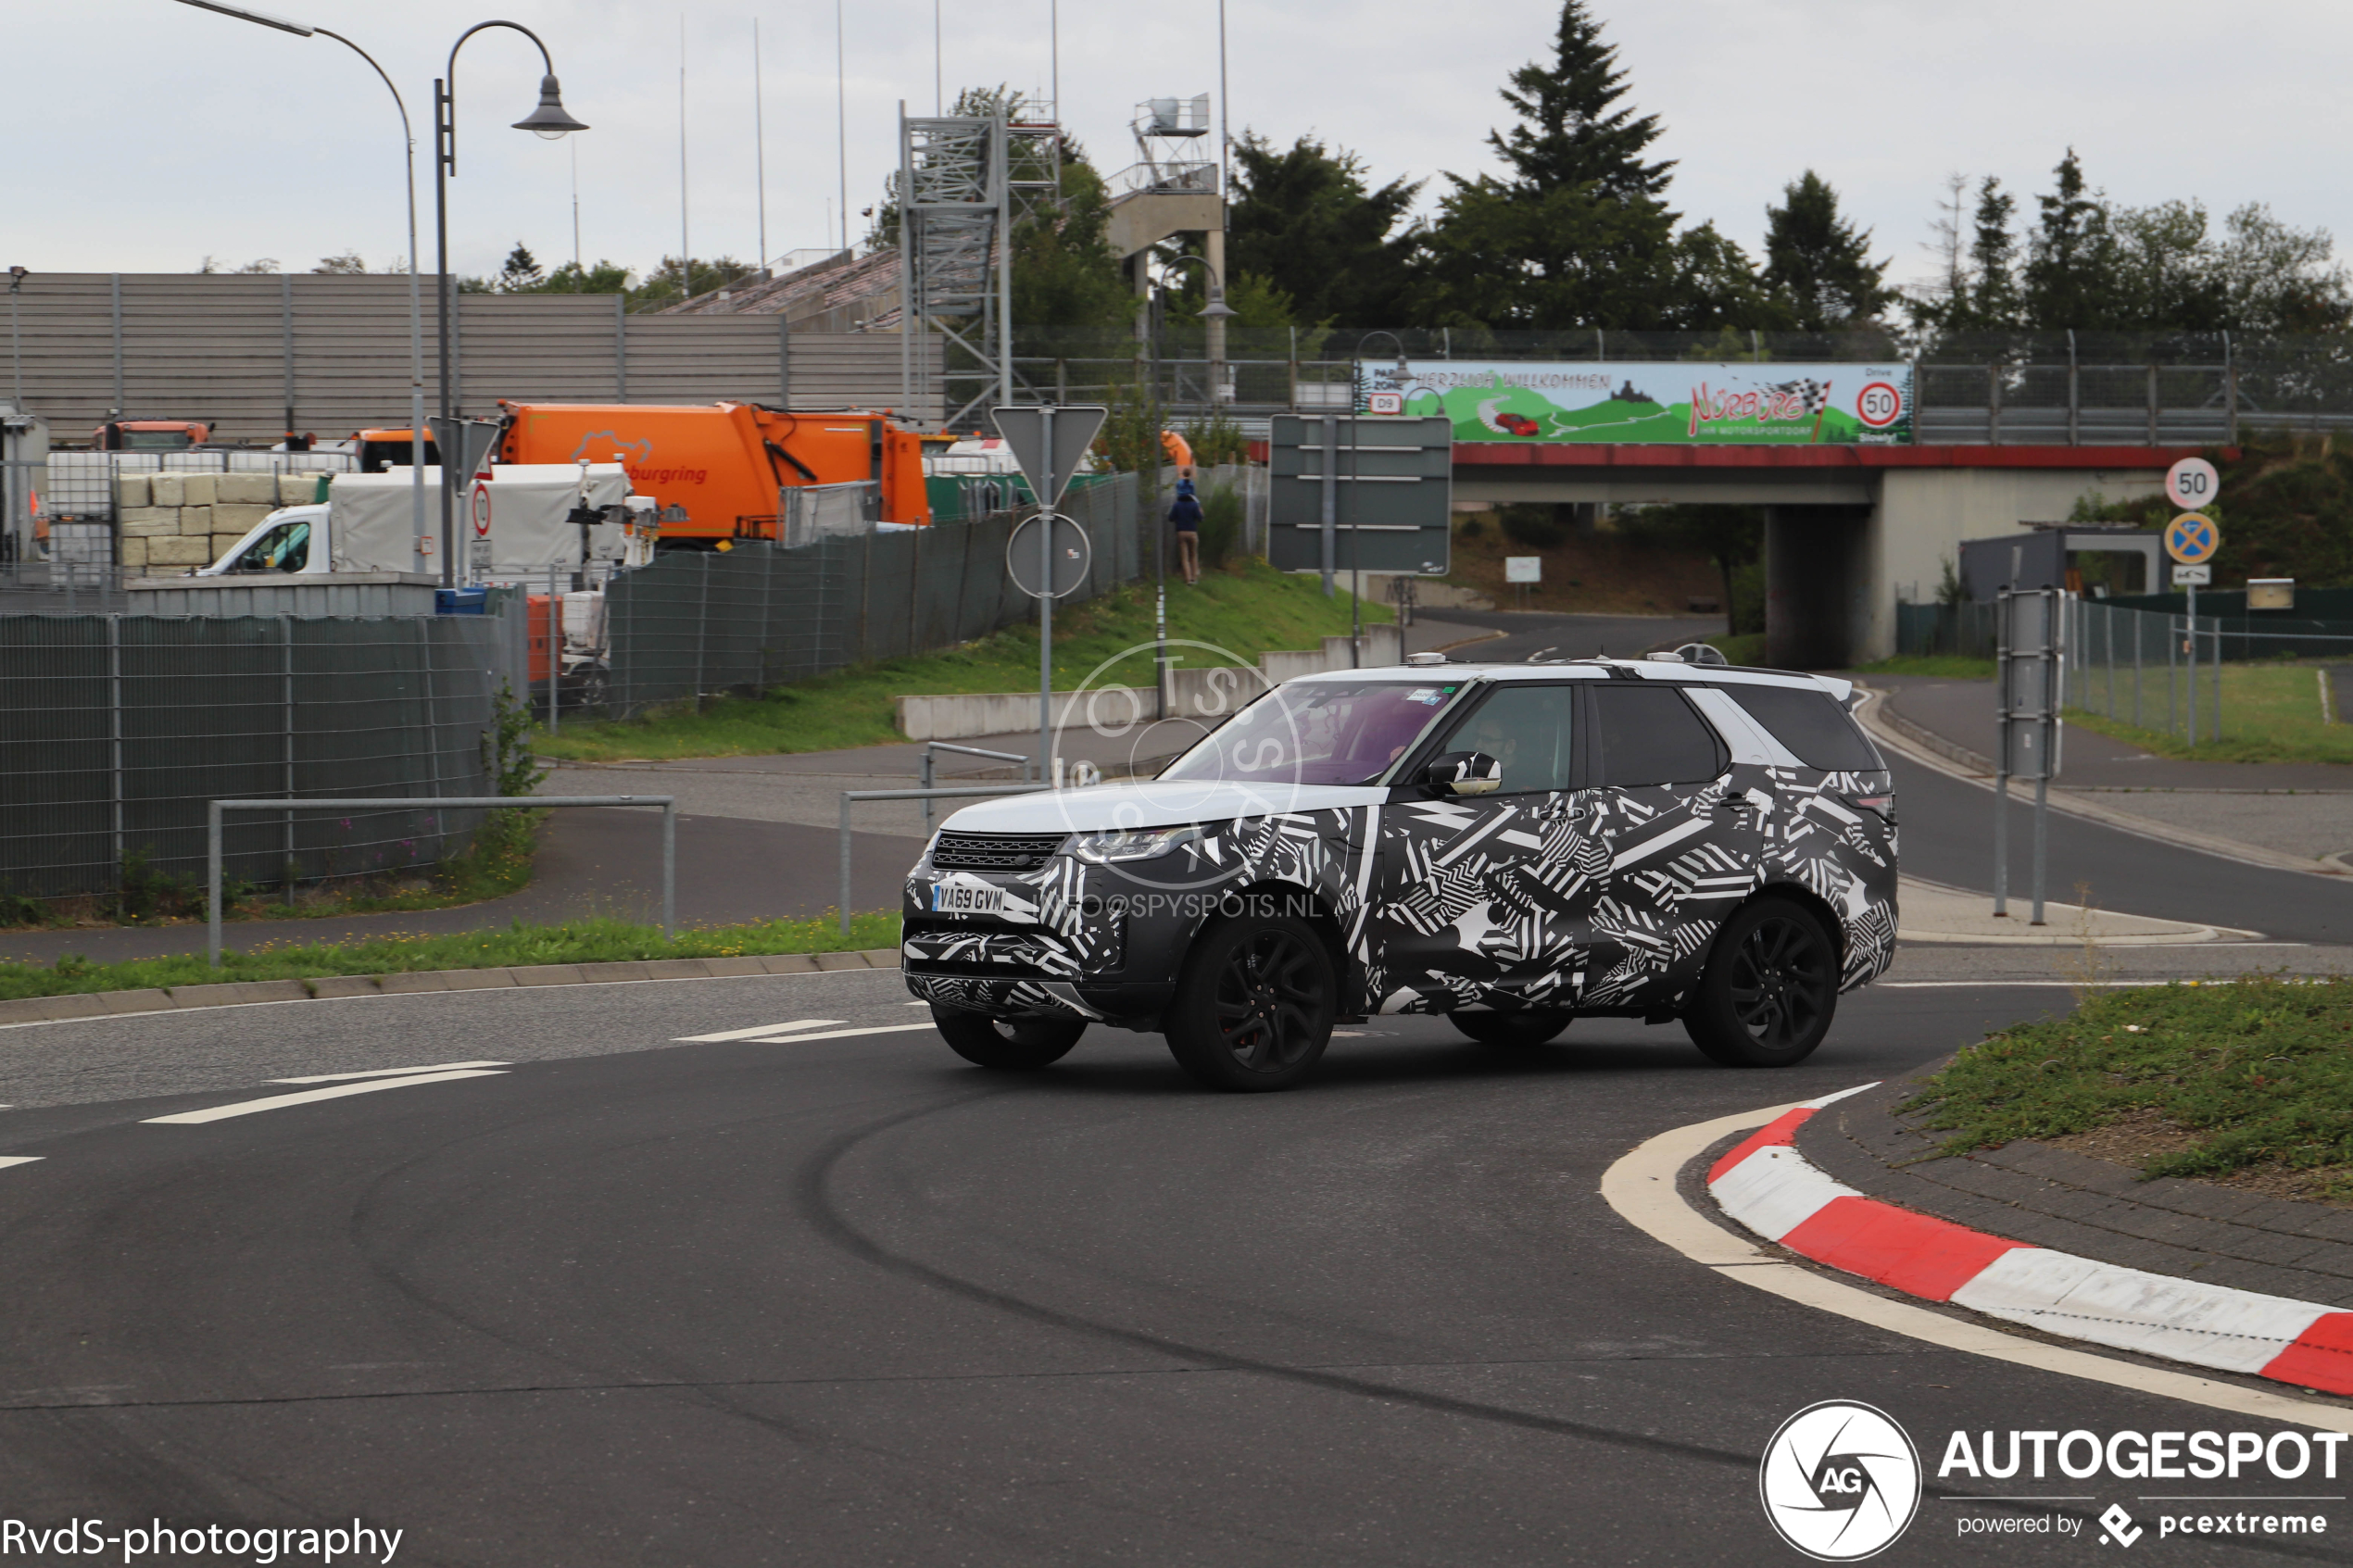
[{"left": 2165, "top": 457, "right": 2219, "bottom": 510}]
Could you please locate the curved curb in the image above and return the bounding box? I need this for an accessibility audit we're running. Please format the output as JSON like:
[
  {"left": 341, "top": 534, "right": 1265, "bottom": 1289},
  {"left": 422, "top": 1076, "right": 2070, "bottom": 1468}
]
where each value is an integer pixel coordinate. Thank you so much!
[
  {"left": 1852, "top": 685, "right": 2347, "bottom": 879},
  {"left": 1601, "top": 1098, "right": 2353, "bottom": 1429},
  {"left": 1713, "top": 1086, "right": 2353, "bottom": 1399},
  {"left": 0, "top": 948, "right": 904, "bottom": 1031}
]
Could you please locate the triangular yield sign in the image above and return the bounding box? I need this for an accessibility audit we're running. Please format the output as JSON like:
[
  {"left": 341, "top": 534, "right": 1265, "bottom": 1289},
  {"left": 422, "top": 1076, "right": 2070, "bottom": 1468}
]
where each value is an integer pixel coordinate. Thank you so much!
[{"left": 991, "top": 404, "right": 1109, "bottom": 508}]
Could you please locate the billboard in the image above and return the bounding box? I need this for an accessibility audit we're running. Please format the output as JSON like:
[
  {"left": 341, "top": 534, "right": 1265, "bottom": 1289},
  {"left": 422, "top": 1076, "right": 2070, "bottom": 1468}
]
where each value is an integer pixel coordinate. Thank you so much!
[{"left": 1360, "top": 360, "right": 1914, "bottom": 446}]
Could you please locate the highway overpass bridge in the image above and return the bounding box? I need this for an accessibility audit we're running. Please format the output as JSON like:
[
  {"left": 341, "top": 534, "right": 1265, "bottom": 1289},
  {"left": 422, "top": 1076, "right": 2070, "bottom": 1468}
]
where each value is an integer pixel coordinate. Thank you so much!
[{"left": 1452, "top": 441, "right": 2217, "bottom": 666}]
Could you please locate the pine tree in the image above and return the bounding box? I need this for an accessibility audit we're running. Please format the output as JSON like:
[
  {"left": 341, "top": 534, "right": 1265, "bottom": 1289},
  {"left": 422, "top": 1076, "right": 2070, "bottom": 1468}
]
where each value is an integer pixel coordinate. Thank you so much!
[
  {"left": 1227, "top": 132, "right": 1421, "bottom": 327},
  {"left": 497, "top": 243, "right": 543, "bottom": 293},
  {"left": 1965, "top": 178, "right": 2019, "bottom": 326},
  {"left": 1488, "top": 0, "right": 1673, "bottom": 201},
  {"left": 1761, "top": 171, "right": 1894, "bottom": 331},
  {"left": 2022, "top": 150, "right": 2121, "bottom": 329}
]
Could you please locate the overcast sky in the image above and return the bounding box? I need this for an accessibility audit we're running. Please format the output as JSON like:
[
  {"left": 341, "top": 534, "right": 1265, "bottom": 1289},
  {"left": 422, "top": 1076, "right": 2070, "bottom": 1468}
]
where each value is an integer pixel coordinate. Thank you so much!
[{"left": 9, "top": 1, "right": 2345, "bottom": 296}]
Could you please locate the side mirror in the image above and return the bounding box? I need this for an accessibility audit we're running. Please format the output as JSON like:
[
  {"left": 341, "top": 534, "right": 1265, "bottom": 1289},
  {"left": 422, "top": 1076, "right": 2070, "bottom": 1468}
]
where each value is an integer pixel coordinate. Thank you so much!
[{"left": 1425, "top": 750, "right": 1502, "bottom": 797}]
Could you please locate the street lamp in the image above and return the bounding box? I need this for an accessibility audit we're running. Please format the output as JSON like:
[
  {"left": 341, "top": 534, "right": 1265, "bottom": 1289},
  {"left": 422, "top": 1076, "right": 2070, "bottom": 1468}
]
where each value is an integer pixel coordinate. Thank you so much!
[
  {"left": 435, "top": 22, "right": 586, "bottom": 585},
  {"left": 170, "top": 1, "right": 432, "bottom": 577},
  {"left": 1158, "top": 253, "right": 1236, "bottom": 410}
]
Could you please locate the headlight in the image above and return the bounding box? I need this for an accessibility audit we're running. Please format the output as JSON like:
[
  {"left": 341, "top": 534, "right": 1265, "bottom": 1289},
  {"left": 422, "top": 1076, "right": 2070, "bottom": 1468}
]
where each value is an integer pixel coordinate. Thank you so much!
[{"left": 1067, "top": 824, "right": 1209, "bottom": 864}]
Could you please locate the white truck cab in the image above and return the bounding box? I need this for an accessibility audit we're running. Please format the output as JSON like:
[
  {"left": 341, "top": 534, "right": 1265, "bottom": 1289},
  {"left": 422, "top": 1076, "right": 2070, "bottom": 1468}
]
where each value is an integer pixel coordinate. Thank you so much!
[{"left": 199, "top": 464, "right": 643, "bottom": 578}]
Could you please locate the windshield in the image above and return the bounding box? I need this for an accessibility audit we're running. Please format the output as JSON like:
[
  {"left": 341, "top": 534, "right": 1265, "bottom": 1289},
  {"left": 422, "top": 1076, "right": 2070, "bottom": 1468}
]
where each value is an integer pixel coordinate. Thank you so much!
[{"left": 1158, "top": 679, "right": 1466, "bottom": 787}]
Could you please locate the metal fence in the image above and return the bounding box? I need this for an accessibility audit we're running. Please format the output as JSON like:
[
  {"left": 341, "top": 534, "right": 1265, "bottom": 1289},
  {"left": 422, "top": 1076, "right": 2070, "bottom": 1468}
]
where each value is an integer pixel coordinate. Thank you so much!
[
  {"left": 0, "top": 611, "right": 516, "bottom": 902},
  {"left": 604, "top": 471, "right": 1144, "bottom": 716},
  {"left": 2060, "top": 597, "right": 2353, "bottom": 745},
  {"left": 39, "top": 447, "right": 354, "bottom": 524}
]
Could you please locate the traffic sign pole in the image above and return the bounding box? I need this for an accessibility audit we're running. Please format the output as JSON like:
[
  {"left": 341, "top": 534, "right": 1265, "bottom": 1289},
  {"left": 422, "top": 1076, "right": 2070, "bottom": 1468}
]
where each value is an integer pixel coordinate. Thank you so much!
[{"left": 1038, "top": 405, "right": 1054, "bottom": 781}]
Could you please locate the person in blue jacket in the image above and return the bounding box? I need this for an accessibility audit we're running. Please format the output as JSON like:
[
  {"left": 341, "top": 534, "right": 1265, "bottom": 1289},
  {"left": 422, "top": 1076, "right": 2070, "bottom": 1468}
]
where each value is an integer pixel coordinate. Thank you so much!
[{"left": 1168, "top": 472, "right": 1202, "bottom": 585}]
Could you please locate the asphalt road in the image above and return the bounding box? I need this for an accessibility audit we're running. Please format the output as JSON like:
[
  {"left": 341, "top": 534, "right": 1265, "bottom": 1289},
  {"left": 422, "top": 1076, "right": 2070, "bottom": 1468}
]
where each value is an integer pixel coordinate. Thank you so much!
[{"left": 0, "top": 972, "right": 2344, "bottom": 1565}]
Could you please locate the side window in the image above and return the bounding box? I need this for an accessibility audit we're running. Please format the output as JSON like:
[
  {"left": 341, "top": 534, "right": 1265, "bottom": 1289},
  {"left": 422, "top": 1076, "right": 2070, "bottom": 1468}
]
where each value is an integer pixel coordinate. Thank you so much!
[
  {"left": 1443, "top": 684, "right": 1576, "bottom": 794},
  {"left": 1592, "top": 684, "right": 1725, "bottom": 786},
  {"left": 1721, "top": 684, "right": 1882, "bottom": 771}
]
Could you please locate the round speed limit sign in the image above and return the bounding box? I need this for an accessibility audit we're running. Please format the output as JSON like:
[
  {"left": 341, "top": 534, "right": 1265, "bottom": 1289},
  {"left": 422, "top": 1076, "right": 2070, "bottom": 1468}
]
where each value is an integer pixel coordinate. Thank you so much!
[
  {"left": 1855, "top": 381, "right": 1904, "bottom": 429},
  {"left": 471, "top": 483, "right": 493, "bottom": 538},
  {"left": 2165, "top": 457, "right": 2219, "bottom": 510}
]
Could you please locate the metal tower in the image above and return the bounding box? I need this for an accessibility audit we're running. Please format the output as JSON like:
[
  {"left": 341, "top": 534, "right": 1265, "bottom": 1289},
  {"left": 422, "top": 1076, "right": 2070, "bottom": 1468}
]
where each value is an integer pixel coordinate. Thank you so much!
[{"left": 897, "top": 105, "right": 1063, "bottom": 432}]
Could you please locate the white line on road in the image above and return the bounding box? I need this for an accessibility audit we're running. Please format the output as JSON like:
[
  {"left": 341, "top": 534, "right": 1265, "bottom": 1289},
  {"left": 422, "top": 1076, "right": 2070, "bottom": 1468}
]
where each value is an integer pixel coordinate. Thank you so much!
[
  {"left": 1599, "top": 1100, "right": 2353, "bottom": 1430},
  {"left": 269, "top": 1061, "right": 510, "bottom": 1085},
  {"left": 143, "top": 1069, "right": 509, "bottom": 1125},
  {"left": 673, "top": 1020, "right": 848, "bottom": 1042},
  {"left": 737, "top": 1022, "right": 940, "bottom": 1045},
  {"left": 0, "top": 1157, "right": 41, "bottom": 1171}
]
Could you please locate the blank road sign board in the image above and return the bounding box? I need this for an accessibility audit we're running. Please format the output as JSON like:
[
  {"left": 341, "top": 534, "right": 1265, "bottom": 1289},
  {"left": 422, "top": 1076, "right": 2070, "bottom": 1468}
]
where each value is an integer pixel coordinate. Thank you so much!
[{"left": 1267, "top": 414, "right": 1453, "bottom": 575}]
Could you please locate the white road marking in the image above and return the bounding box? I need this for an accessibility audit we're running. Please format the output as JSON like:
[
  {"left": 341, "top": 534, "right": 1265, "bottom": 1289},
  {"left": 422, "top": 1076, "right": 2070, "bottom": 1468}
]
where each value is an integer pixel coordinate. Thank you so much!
[
  {"left": 1600, "top": 1101, "right": 2353, "bottom": 1430},
  {"left": 270, "top": 1061, "right": 510, "bottom": 1085},
  {"left": 738, "top": 1022, "right": 940, "bottom": 1045},
  {"left": 0, "top": 1157, "right": 41, "bottom": 1171},
  {"left": 673, "top": 1019, "right": 848, "bottom": 1042},
  {"left": 143, "top": 1069, "right": 509, "bottom": 1125}
]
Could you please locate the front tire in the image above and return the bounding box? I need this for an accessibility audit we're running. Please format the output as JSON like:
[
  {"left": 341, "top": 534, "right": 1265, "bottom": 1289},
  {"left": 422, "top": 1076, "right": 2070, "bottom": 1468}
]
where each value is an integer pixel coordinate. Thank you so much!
[
  {"left": 1452, "top": 1010, "right": 1572, "bottom": 1048},
  {"left": 1164, "top": 907, "right": 1336, "bottom": 1092},
  {"left": 1682, "top": 896, "right": 1839, "bottom": 1068},
  {"left": 933, "top": 1007, "right": 1084, "bottom": 1070}
]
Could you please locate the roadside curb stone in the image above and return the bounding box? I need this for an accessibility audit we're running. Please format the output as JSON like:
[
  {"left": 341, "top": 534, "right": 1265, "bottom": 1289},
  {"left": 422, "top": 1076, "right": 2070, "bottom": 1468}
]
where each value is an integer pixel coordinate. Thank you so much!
[
  {"left": 0, "top": 947, "right": 902, "bottom": 1029},
  {"left": 1796, "top": 1070, "right": 2353, "bottom": 1311}
]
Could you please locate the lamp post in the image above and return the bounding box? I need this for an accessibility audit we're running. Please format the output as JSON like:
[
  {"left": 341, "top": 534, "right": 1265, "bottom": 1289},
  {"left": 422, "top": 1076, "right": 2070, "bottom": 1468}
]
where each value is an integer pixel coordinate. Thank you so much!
[
  {"left": 1157, "top": 253, "right": 1238, "bottom": 413},
  {"left": 170, "top": 1, "right": 431, "bottom": 576},
  {"left": 434, "top": 22, "right": 586, "bottom": 586},
  {"left": 1347, "top": 332, "right": 1413, "bottom": 663}
]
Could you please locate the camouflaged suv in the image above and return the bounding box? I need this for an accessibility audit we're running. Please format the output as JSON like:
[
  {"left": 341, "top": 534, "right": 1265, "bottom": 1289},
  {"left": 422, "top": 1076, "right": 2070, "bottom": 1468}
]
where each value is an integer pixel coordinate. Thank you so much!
[{"left": 901, "top": 655, "right": 1896, "bottom": 1091}]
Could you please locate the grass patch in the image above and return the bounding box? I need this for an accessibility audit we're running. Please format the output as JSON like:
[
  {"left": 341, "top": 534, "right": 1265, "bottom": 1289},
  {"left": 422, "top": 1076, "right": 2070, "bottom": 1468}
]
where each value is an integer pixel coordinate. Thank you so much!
[
  {"left": 1705, "top": 632, "right": 1768, "bottom": 666},
  {"left": 536, "top": 558, "right": 1392, "bottom": 763},
  {"left": 2064, "top": 661, "right": 2353, "bottom": 765},
  {"left": 1851, "top": 655, "right": 1998, "bottom": 680},
  {"left": 1905, "top": 977, "right": 2353, "bottom": 1200},
  {"left": 2, "top": 911, "right": 905, "bottom": 1001}
]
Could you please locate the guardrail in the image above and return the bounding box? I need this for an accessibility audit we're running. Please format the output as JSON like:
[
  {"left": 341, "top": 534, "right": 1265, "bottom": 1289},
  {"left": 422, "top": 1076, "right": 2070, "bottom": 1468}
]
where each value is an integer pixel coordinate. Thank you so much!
[
  {"left": 207, "top": 795, "right": 676, "bottom": 966},
  {"left": 919, "top": 743, "right": 1036, "bottom": 830},
  {"left": 837, "top": 784, "right": 1049, "bottom": 936}
]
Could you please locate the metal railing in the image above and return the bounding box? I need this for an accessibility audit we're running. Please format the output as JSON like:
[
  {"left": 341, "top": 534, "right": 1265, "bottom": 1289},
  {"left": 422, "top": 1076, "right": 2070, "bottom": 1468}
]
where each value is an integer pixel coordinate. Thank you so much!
[
  {"left": 208, "top": 794, "right": 675, "bottom": 965},
  {"left": 919, "top": 744, "right": 1036, "bottom": 831},
  {"left": 837, "top": 784, "right": 1046, "bottom": 936}
]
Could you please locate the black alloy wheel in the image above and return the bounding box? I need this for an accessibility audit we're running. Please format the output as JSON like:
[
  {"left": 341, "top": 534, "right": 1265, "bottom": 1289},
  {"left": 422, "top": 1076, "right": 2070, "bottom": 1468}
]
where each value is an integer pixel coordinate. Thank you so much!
[
  {"left": 1683, "top": 896, "right": 1838, "bottom": 1068},
  {"left": 1164, "top": 909, "right": 1336, "bottom": 1092},
  {"left": 933, "top": 1007, "right": 1086, "bottom": 1070},
  {"left": 1451, "top": 1010, "right": 1573, "bottom": 1049}
]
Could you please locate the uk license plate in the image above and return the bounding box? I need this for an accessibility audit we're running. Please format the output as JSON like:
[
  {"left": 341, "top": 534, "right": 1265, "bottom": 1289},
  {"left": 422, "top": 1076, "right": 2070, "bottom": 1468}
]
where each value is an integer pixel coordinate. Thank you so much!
[{"left": 931, "top": 882, "right": 1004, "bottom": 916}]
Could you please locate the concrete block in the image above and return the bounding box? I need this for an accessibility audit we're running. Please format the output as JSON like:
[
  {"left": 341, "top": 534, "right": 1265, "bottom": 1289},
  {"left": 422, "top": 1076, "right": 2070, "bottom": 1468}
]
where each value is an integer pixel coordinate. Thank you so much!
[
  {"left": 115, "top": 474, "right": 151, "bottom": 509},
  {"left": 210, "top": 535, "right": 245, "bottom": 564},
  {"left": 118, "top": 537, "right": 148, "bottom": 569},
  {"left": 0, "top": 996, "right": 104, "bottom": 1024},
  {"left": 178, "top": 506, "right": 213, "bottom": 537},
  {"left": 278, "top": 472, "right": 326, "bottom": 506},
  {"left": 858, "top": 947, "right": 900, "bottom": 968},
  {"left": 216, "top": 472, "right": 277, "bottom": 506},
  {"left": 177, "top": 473, "right": 217, "bottom": 507},
  {"left": 577, "top": 961, "right": 655, "bottom": 984},
  {"left": 377, "top": 972, "right": 448, "bottom": 994},
  {"left": 116, "top": 508, "right": 176, "bottom": 537},
  {"left": 94, "top": 988, "right": 176, "bottom": 1016},
  {"left": 212, "top": 503, "right": 273, "bottom": 534},
  {"left": 150, "top": 473, "right": 185, "bottom": 507},
  {"left": 165, "top": 980, "right": 308, "bottom": 1009},
  {"left": 643, "top": 960, "right": 715, "bottom": 980},
  {"left": 144, "top": 535, "right": 210, "bottom": 567}
]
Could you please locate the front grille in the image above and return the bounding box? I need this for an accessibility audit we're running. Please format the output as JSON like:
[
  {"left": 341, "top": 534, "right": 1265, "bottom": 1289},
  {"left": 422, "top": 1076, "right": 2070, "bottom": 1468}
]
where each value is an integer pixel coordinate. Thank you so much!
[{"left": 931, "top": 831, "right": 1067, "bottom": 872}]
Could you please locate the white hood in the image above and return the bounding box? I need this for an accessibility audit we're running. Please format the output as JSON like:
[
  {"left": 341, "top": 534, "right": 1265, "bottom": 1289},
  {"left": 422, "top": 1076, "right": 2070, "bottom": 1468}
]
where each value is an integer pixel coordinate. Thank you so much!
[{"left": 940, "top": 779, "right": 1385, "bottom": 834}]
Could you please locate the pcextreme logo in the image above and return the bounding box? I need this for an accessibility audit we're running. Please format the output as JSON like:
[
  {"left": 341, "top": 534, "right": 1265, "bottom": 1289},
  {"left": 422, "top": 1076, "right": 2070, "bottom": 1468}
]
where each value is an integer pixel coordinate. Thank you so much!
[{"left": 1761, "top": 1400, "right": 1922, "bottom": 1561}]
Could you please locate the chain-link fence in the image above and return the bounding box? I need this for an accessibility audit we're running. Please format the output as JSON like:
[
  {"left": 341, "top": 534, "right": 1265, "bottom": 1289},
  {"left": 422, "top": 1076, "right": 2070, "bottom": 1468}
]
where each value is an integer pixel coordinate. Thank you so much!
[
  {"left": 0, "top": 612, "right": 515, "bottom": 903},
  {"left": 2061, "top": 597, "right": 2353, "bottom": 745},
  {"left": 604, "top": 471, "right": 1143, "bottom": 716}
]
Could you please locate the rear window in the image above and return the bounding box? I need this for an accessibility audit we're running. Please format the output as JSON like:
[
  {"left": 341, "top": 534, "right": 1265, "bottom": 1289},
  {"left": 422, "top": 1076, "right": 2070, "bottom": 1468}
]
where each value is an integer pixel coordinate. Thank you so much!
[
  {"left": 1592, "top": 684, "right": 1724, "bottom": 786},
  {"left": 1723, "top": 684, "right": 1882, "bottom": 771}
]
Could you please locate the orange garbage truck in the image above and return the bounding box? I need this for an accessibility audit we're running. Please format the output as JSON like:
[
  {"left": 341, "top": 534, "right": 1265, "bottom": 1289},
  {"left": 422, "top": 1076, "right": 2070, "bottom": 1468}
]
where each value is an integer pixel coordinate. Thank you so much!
[{"left": 494, "top": 401, "right": 931, "bottom": 546}]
